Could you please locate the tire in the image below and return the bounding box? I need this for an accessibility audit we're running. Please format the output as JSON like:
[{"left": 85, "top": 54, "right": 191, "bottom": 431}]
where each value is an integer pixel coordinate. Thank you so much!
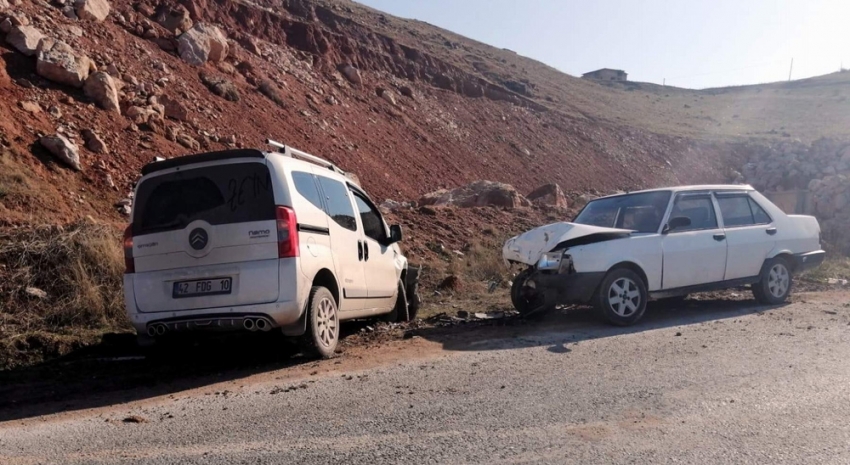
[
  {"left": 594, "top": 268, "right": 648, "bottom": 326},
  {"left": 406, "top": 275, "right": 421, "bottom": 321},
  {"left": 299, "top": 286, "right": 339, "bottom": 359},
  {"left": 511, "top": 268, "right": 543, "bottom": 315},
  {"left": 384, "top": 281, "right": 410, "bottom": 322},
  {"left": 753, "top": 257, "right": 793, "bottom": 305}
]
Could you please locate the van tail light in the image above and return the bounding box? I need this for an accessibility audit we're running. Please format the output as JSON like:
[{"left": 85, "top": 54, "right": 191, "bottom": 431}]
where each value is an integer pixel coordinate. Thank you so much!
[
  {"left": 276, "top": 206, "right": 300, "bottom": 258},
  {"left": 123, "top": 225, "right": 135, "bottom": 274}
]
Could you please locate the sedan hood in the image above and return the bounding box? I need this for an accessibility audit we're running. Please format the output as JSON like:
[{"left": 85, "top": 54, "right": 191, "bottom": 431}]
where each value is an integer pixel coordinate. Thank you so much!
[{"left": 503, "top": 222, "right": 633, "bottom": 266}]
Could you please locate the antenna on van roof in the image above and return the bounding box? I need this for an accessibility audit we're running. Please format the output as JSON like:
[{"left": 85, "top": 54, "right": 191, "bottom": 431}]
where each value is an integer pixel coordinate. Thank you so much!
[{"left": 266, "top": 139, "right": 356, "bottom": 182}]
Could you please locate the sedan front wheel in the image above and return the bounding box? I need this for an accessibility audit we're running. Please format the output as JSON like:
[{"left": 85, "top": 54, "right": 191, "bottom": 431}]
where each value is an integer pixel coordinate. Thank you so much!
[{"left": 595, "top": 268, "right": 648, "bottom": 326}]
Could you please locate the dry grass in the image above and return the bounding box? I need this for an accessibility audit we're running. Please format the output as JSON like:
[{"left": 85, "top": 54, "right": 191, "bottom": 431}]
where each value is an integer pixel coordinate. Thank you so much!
[{"left": 0, "top": 223, "right": 130, "bottom": 369}]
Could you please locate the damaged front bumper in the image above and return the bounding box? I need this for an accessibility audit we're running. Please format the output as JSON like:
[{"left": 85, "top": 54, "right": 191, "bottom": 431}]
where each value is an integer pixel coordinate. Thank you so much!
[
  {"left": 528, "top": 270, "right": 606, "bottom": 305},
  {"left": 524, "top": 249, "right": 605, "bottom": 305}
]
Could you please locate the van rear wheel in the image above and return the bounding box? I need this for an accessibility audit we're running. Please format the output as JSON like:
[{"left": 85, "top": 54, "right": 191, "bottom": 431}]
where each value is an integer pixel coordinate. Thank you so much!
[{"left": 300, "top": 286, "right": 339, "bottom": 359}]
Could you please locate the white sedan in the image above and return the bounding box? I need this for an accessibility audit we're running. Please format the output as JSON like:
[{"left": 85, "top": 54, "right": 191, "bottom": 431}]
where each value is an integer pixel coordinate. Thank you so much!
[{"left": 503, "top": 185, "right": 825, "bottom": 325}]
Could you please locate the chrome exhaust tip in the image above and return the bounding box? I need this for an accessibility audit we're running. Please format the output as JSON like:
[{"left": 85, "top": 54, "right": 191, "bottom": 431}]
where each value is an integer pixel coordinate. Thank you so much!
[
  {"left": 147, "top": 326, "right": 157, "bottom": 337},
  {"left": 256, "top": 318, "right": 270, "bottom": 332},
  {"left": 154, "top": 324, "right": 167, "bottom": 336},
  {"left": 243, "top": 318, "right": 256, "bottom": 331}
]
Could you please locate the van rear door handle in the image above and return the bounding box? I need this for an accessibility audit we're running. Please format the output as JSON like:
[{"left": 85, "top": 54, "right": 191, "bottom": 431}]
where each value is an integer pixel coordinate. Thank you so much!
[
  {"left": 766, "top": 227, "right": 778, "bottom": 235},
  {"left": 357, "top": 241, "right": 363, "bottom": 261},
  {"left": 713, "top": 233, "right": 726, "bottom": 241},
  {"left": 364, "top": 242, "right": 369, "bottom": 261}
]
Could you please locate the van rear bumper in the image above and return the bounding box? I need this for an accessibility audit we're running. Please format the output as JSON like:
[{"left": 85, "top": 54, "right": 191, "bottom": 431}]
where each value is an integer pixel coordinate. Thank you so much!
[{"left": 125, "top": 298, "right": 302, "bottom": 335}]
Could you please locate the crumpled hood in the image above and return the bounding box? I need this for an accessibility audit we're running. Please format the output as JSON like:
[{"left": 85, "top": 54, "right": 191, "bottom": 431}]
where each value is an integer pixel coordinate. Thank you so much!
[{"left": 502, "top": 222, "right": 633, "bottom": 266}]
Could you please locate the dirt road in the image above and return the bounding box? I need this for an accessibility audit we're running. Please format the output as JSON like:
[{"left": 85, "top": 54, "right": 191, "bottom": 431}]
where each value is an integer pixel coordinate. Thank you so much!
[{"left": 2, "top": 292, "right": 850, "bottom": 464}]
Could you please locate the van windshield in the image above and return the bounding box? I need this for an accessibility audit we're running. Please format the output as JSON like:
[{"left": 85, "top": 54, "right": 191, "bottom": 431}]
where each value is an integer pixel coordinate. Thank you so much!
[
  {"left": 573, "top": 191, "right": 671, "bottom": 233},
  {"left": 133, "top": 162, "right": 275, "bottom": 235}
]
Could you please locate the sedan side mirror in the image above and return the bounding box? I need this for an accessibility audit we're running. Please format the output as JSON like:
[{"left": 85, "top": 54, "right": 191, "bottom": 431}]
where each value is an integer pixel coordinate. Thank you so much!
[
  {"left": 666, "top": 216, "right": 692, "bottom": 233},
  {"left": 387, "top": 224, "right": 403, "bottom": 244}
]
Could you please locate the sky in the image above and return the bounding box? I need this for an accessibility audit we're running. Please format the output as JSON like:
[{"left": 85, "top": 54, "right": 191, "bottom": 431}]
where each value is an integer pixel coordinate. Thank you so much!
[{"left": 355, "top": 0, "right": 850, "bottom": 89}]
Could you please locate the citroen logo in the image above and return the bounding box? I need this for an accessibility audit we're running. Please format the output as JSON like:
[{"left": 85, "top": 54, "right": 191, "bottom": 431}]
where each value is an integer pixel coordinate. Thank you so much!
[{"left": 189, "top": 228, "right": 208, "bottom": 250}]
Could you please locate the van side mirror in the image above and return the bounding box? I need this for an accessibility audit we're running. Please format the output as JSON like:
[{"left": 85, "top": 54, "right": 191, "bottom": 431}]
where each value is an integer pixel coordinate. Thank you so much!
[
  {"left": 388, "top": 224, "right": 403, "bottom": 244},
  {"left": 666, "top": 216, "right": 692, "bottom": 233}
]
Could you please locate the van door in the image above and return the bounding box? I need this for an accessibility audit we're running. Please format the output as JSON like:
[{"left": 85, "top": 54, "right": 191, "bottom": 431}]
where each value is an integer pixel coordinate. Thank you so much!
[
  {"left": 129, "top": 160, "right": 280, "bottom": 313},
  {"left": 315, "top": 174, "right": 368, "bottom": 312},
  {"left": 351, "top": 189, "right": 398, "bottom": 310}
]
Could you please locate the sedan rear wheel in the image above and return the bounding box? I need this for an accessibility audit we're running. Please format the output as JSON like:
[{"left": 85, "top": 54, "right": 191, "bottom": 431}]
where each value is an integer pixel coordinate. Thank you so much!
[{"left": 753, "top": 257, "right": 792, "bottom": 305}]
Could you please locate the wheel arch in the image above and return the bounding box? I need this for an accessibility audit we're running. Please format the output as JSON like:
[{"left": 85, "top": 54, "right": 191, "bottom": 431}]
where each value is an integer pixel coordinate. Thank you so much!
[
  {"left": 766, "top": 251, "right": 797, "bottom": 272},
  {"left": 607, "top": 261, "right": 650, "bottom": 288},
  {"left": 311, "top": 268, "right": 340, "bottom": 305}
]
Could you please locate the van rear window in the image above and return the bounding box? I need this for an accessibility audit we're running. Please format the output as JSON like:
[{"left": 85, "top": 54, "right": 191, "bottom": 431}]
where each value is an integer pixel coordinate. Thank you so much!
[{"left": 133, "top": 163, "right": 275, "bottom": 235}]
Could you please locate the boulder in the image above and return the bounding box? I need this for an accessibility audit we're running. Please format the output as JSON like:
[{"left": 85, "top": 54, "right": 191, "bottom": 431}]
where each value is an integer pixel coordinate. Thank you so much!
[
  {"left": 176, "top": 132, "right": 199, "bottom": 150},
  {"left": 419, "top": 180, "right": 531, "bottom": 209},
  {"left": 338, "top": 64, "right": 361, "bottom": 85},
  {"left": 177, "top": 23, "right": 228, "bottom": 66},
  {"left": 40, "top": 134, "right": 82, "bottom": 171},
  {"left": 155, "top": 4, "right": 192, "bottom": 33},
  {"left": 376, "top": 87, "right": 396, "bottom": 105},
  {"left": 74, "top": 0, "right": 110, "bottom": 22},
  {"left": 527, "top": 183, "right": 568, "bottom": 208},
  {"left": 83, "top": 71, "right": 120, "bottom": 112},
  {"left": 158, "top": 94, "right": 190, "bottom": 121},
  {"left": 200, "top": 72, "right": 239, "bottom": 101},
  {"left": 124, "top": 105, "right": 159, "bottom": 124},
  {"left": 399, "top": 86, "right": 414, "bottom": 99},
  {"left": 36, "top": 40, "right": 92, "bottom": 88},
  {"left": 5, "top": 25, "right": 44, "bottom": 56},
  {"left": 81, "top": 128, "right": 108, "bottom": 153}
]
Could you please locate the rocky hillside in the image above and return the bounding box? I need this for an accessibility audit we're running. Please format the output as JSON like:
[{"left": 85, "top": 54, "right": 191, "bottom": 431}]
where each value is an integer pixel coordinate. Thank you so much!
[{"left": 1, "top": 0, "right": 850, "bottom": 229}]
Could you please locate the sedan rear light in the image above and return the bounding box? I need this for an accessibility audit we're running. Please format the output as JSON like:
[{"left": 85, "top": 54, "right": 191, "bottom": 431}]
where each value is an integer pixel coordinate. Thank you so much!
[
  {"left": 123, "top": 225, "right": 135, "bottom": 274},
  {"left": 276, "top": 206, "right": 300, "bottom": 258}
]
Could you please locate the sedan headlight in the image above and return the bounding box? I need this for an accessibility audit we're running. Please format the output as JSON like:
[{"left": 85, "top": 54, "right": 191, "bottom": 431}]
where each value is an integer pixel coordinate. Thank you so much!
[{"left": 537, "top": 251, "right": 565, "bottom": 270}]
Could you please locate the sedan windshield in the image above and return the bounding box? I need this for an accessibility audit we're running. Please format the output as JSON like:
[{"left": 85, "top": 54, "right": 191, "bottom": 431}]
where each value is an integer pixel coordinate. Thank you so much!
[{"left": 574, "top": 191, "right": 672, "bottom": 233}]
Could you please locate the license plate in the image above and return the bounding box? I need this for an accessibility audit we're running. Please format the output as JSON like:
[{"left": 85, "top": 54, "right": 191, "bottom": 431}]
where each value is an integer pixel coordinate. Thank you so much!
[{"left": 173, "top": 278, "right": 232, "bottom": 298}]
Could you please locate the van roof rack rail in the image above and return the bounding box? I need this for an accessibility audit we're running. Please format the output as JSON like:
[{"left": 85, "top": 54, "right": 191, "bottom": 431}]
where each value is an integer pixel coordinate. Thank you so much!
[{"left": 266, "top": 139, "right": 348, "bottom": 176}]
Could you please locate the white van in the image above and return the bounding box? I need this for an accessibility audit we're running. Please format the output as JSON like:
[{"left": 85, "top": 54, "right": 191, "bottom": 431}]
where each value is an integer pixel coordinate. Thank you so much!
[{"left": 123, "top": 141, "right": 420, "bottom": 358}]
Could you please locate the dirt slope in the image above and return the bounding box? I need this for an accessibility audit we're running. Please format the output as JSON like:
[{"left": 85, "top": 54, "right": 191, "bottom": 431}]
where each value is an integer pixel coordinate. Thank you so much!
[{"left": 0, "top": 0, "right": 767, "bottom": 227}]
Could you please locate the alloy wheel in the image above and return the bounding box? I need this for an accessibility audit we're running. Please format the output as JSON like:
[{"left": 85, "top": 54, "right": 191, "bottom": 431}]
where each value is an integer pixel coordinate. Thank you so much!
[
  {"left": 768, "top": 263, "right": 790, "bottom": 298},
  {"left": 608, "top": 277, "right": 641, "bottom": 317},
  {"left": 316, "top": 297, "right": 337, "bottom": 347}
]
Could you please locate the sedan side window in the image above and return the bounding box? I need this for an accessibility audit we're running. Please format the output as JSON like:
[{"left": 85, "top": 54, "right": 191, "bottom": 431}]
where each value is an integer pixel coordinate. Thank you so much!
[
  {"left": 748, "top": 198, "right": 772, "bottom": 224},
  {"left": 670, "top": 195, "right": 718, "bottom": 231},
  {"left": 717, "top": 196, "right": 755, "bottom": 227}
]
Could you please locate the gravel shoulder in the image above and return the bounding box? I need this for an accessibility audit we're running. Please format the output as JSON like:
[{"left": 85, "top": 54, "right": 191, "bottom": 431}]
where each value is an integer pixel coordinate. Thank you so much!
[{"left": 2, "top": 292, "right": 850, "bottom": 464}]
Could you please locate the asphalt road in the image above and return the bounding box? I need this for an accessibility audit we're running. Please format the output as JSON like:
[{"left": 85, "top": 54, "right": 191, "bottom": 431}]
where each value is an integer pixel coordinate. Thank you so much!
[{"left": 3, "top": 292, "right": 850, "bottom": 464}]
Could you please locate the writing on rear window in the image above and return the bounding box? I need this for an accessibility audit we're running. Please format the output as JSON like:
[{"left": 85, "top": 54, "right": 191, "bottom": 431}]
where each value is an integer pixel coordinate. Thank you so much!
[{"left": 133, "top": 163, "right": 275, "bottom": 235}]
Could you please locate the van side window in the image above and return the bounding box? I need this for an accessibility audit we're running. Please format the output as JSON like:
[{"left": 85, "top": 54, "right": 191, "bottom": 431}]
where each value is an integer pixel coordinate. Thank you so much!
[
  {"left": 291, "top": 171, "right": 325, "bottom": 211},
  {"left": 353, "top": 193, "right": 387, "bottom": 243},
  {"left": 316, "top": 176, "right": 357, "bottom": 231},
  {"left": 748, "top": 197, "right": 772, "bottom": 224}
]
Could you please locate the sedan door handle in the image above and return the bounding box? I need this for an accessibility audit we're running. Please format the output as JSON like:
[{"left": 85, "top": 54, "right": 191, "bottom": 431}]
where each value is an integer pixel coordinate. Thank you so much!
[
  {"left": 766, "top": 227, "right": 778, "bottom": 236},
  {"left": 713, "top": 233, "right": 726, "bottom": 241}
]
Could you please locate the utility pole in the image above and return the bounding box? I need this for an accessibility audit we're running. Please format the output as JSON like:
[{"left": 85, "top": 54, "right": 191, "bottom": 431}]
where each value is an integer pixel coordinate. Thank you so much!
[{"left": 788, "top": 58, "right": 794, "bottom": 82}]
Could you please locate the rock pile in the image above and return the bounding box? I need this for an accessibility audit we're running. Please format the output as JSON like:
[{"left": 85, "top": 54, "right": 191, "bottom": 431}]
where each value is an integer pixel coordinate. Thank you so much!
[
  {"left": 419, "top": 181, "right": 532, "bottom": 209},
  {"left": 740, "top": 137, "right": 850, "bottom": 252}
]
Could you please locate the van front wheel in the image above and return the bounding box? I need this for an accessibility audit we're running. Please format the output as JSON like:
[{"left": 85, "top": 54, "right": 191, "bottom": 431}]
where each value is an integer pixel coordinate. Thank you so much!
[{"left": 300, "top": 286, "right": 339, "bottom": 359}]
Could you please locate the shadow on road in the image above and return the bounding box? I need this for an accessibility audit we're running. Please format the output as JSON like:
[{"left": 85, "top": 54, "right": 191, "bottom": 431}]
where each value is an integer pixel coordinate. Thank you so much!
[
  {"left": 412, "top": 297, "right": 783, "bottom": 354},
  {"left": 0, "top": 297, "right": 782, "bottom": 423},
  {"left": 0, "top": 321, "right": 376, "bottom": 423}
]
